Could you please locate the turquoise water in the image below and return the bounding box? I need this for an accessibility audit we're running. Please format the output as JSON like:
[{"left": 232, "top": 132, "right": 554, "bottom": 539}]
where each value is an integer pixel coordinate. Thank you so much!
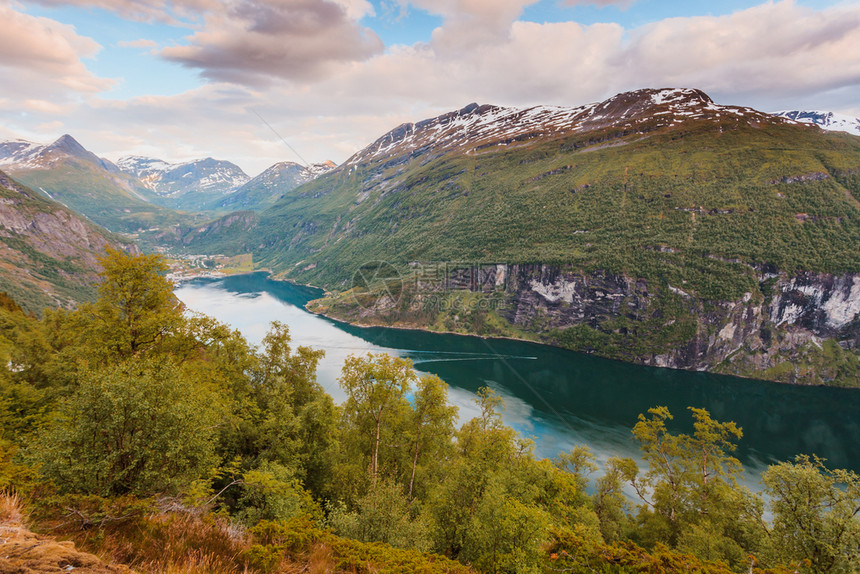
[{"left": 175, "top": 272, "right": 860, "bottom": 484}]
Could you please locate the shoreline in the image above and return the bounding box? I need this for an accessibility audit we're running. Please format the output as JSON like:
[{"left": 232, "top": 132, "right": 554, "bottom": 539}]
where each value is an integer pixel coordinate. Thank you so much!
[{"left": 200, "top": 269, "right": 848, "bottom": 390}]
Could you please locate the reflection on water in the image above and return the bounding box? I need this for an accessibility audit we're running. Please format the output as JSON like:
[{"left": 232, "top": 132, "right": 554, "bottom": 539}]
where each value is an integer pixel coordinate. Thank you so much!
[{"left": 176, "top": 272, "right": 860, "bottom": 482}]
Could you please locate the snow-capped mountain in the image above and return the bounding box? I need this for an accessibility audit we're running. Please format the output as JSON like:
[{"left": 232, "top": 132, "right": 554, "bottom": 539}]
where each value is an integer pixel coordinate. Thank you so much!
[
  {"left": 0, "top": 134, "right": 178, "bottom": 233},
  {"left": 117, "top": 156, "right": 250, "bottom": 198},
  {"left": 0, "top": 134, "right": 120, "bottom": 173},
  {"left": 218, "top": 160, "right": 336, "bottom": 211},
  {"left": 348, "top": 88, "right": 785, "bottom": 167},
  {"left": 772, "top": 110, "right": 860, "bottom": 136}
]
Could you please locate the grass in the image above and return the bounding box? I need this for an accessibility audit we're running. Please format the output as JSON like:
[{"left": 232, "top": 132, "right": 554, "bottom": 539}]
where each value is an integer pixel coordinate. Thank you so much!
[
  {"left": 0, "top": 491, "right": 22, "bottom": 523},
  {"left": 23, "top": 496, "right": 474, "bottom": 574}
]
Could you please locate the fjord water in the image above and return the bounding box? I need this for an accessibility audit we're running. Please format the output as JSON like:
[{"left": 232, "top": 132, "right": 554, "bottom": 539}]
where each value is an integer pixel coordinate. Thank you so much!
[{"left": 175, "top": 272, "right": 860, "bottom": 481}]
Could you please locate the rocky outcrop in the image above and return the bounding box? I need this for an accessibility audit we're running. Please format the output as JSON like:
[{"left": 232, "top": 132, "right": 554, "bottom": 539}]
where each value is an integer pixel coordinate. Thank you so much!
[
  {"left": 492, "top": 264, "right": 859, "bottom": 384},
  {"left": 334, "top": 262, "right": 859, "bottom": 385},
  {"left": 0, "top": 171, "right": 135, "bottom": 312}
]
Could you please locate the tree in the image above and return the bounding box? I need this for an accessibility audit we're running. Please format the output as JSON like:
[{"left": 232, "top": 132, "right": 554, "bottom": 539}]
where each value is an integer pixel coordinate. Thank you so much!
[
  {"left": 763, "top": 455, "right": 860, "bottom": 574},
  {"left": 93, "top": 248, "right": 183, "bottom": 357},
  {"left": 593, "top": 457, "right": 633, "bottom": 543},
  {"left": 339, "top": 353, "right": 414, "bottom": 481},
  {"left": 249, "top": 322, "right": 334, "bottom": 497},
  {"left": 33, "top": 355, "right": 222, "bottom": 496},
  {"left": 406, "top": 373, "right": 457, "bottom": 499},
  {"left": 461, "top": 475, "right": 550, "bottom": 574},
  {"left": 329, "top": 476, "right": 431, "bottom": 551},
  {"left": 617, "top": 406, "right": 764, "bottom": 566}
]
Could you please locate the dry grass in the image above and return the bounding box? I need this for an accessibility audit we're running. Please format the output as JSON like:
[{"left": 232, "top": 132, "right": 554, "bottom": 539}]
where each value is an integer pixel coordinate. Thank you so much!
[
  {"left": 307, "top": 543, "right": 337, "bottom": 574},
  {"left": 0, "top": 490, "right": 23, "bottom": 523},
  {"left": 0, "top": 491, "right": 130, "bottom": 574}
]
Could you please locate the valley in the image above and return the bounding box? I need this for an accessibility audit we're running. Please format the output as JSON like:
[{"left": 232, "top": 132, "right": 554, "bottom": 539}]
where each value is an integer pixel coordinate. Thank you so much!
[
  {"left": 0, "top": 87, "right": 858, "bottom": 385},
  {"left": 0, "top": 87, "right": 858, "bottom": 574}
]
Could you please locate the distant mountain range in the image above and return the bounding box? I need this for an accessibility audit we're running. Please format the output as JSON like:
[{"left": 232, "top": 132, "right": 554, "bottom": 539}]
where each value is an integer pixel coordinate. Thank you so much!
[
  {"left": 218, "top": 160, "right": 336, "bottom": 211},
  {"left": 0, "top": 134, "right": 184, "bottom": 233},
  {"left": 116, "top": 156, "right": 250, "bottom": 211},
  {"left": 176, "top": 87, "right": 860, "bottom": 386},
  {"left": 1, "top": 90, "right": 858, "bottom": 385},
  {"left": 773, "top": 110, "right": 860, "bottom": 136},
  {"left": 0, "top": 135, "right": 336, "bottom": 231}
]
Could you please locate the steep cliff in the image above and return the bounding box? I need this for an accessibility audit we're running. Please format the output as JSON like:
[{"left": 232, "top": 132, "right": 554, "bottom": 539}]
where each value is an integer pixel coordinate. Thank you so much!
[
  {"left": 311, "top": 263, "right": 860, "bottom": 386},
  {"left": 0, "top": 171, "right": 137, "bottom": 313}
]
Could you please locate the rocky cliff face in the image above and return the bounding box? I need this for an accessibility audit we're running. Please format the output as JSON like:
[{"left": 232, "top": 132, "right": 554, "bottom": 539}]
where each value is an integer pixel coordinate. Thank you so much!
[
  {"left": 0, "top": 171, "right": 136, "bottom": 312},
  {"left": 496, "top": 264, "right": 859, "bottom": 385},
  {"left": 317, "top": 262, "right": 860, "bottom": 386}
]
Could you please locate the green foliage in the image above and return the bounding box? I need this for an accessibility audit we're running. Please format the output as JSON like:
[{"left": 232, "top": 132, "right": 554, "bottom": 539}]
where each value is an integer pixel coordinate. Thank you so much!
[
  {"left": 406, "top": 373, "right": 458, "bottom": 499},
  {"left": 246, "top": 516, "right": 472, "bottom": 574},
  {"left": 460, "top": 475, "right": 551, "bottom": 574},
  {"left": 236, "top": 461, "right": 321, "bottom": 526},
  {"left": 329, "top": 476, "right": 432, "bottom": 551},
  {"left": 762, "top": 455, "right": 860, "bottom": 574},
  {"left": 618, "top": 407, "right": 765, "bottom": 568},
  {"left": 339, "top": 353, "right": 415, "bottom": 482},
  {"left": 547, "top": 527, "right": 793, "bottom": 574},
  {"left": 93, "top": 247, "right": 183, "bottom": 356},
  {"left": 593, "top": 457, "right": 634, "bottom": 543},
  {"left": 32, "top": 355, "right": 223, "bottom": 496}
]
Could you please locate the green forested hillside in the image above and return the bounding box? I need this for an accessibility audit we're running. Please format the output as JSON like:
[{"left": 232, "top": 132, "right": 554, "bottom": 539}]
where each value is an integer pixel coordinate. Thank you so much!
[
  {"left": 170, "top": 92, "right": 860, "bottom": 385},
  {"left": 0, "top": 171, "right": 136, "bottom": 313},
  {"left": 0, "top": 252, "right": 856, "bottom": 574},
  {"left": 245, "top": 120, "right": 860, "bottom": 295},
  {"left": 12, "top": 160, "right": 191, "bottom": 234}
]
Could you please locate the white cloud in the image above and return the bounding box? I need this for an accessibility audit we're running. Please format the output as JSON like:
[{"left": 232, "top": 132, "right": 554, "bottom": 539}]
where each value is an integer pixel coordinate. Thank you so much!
[
  {"left": 118, "top": 38, "right": 159, "bottom": 48},
  {"left": 4, "top": 0, "right": 860, "bottom": 178},
  {"left": 563, "top": 0, "right": 635, "bottom": 7},
  {"left": 160, "top": 0, "right": 384, "bottom": 84},
  {"left": 622, "top": 1, "right": 860, "bottom": 98},
  {"left": 0, "top": 3, "right": 110, "bottom": 93},
  {"left": 0, "top": 2, "right": 113, "bottom": 135},
  {"left": 25, "top": 0, "right": 217, "bottom": 23}
]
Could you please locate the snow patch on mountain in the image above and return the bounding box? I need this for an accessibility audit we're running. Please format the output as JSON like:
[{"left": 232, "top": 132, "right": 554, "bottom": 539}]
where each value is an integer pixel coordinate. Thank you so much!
[
  {"left": 348, "top": 88, "right": 783, "bottom": 166},
  {"left": 0, "top": 140, "right": 44, "bottom": 169},
  {"left": 117, "top": 156, "right": 250, "bottom": 197},
  {"left": 772, "top": 111, "right": 860, "bottom": 136}
]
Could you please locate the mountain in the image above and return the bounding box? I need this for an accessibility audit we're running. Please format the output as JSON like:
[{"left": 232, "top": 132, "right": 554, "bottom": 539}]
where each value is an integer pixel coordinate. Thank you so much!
[
  {"left": 0, "top": 134, "right": 122, "bottom": 174},
  {"left": 0, "top": 170, "right": 137, "bottom": 313},
  {"left": 0, "top": 135, "right": 186, "bottom": 233},
  {"left": 217, "top": 160, "right": 336, "bottom": 211},
  {"left": 116, "top": 156, "right": 250, "bottom": 211},
  {"left": 773, "top": 110, "right": 860, "bottom": 136},
  {"left": 168, "top": 87, "right": 860, "bottom": 385}
]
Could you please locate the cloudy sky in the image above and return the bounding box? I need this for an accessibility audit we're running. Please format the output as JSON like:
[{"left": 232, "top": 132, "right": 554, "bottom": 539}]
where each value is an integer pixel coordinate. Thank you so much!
[{"left": 1, "top": 0, "right": 859, "bottom": 175}]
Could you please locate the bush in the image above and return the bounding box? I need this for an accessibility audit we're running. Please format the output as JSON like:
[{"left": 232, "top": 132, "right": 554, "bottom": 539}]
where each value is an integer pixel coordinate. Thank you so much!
[{"left": 32, "top": 355, "right": 223, "bottom": 496}]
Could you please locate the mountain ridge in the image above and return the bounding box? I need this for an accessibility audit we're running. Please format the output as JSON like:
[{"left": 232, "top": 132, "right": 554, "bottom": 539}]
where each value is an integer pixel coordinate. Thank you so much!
[
  {"left": 0, "top": 134, "right": 186, "bottom": 233},
  {"left": 117, "top": 155, "right": 250, "bottom": 197},
  {"left": 0, "top": 170, "right": 137, "bottom": 312},
  {"left": 175, "top": 86, "right": 860, "bottom": 386},
  {"left": 217, "top": 159, "right": 336, "bottom": 211},
  {"left": 773, "top": 110, "right": 860, "bottom": 136},
  {"left": 345, "top": 88, "right": 790, "bottom": 168}
]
